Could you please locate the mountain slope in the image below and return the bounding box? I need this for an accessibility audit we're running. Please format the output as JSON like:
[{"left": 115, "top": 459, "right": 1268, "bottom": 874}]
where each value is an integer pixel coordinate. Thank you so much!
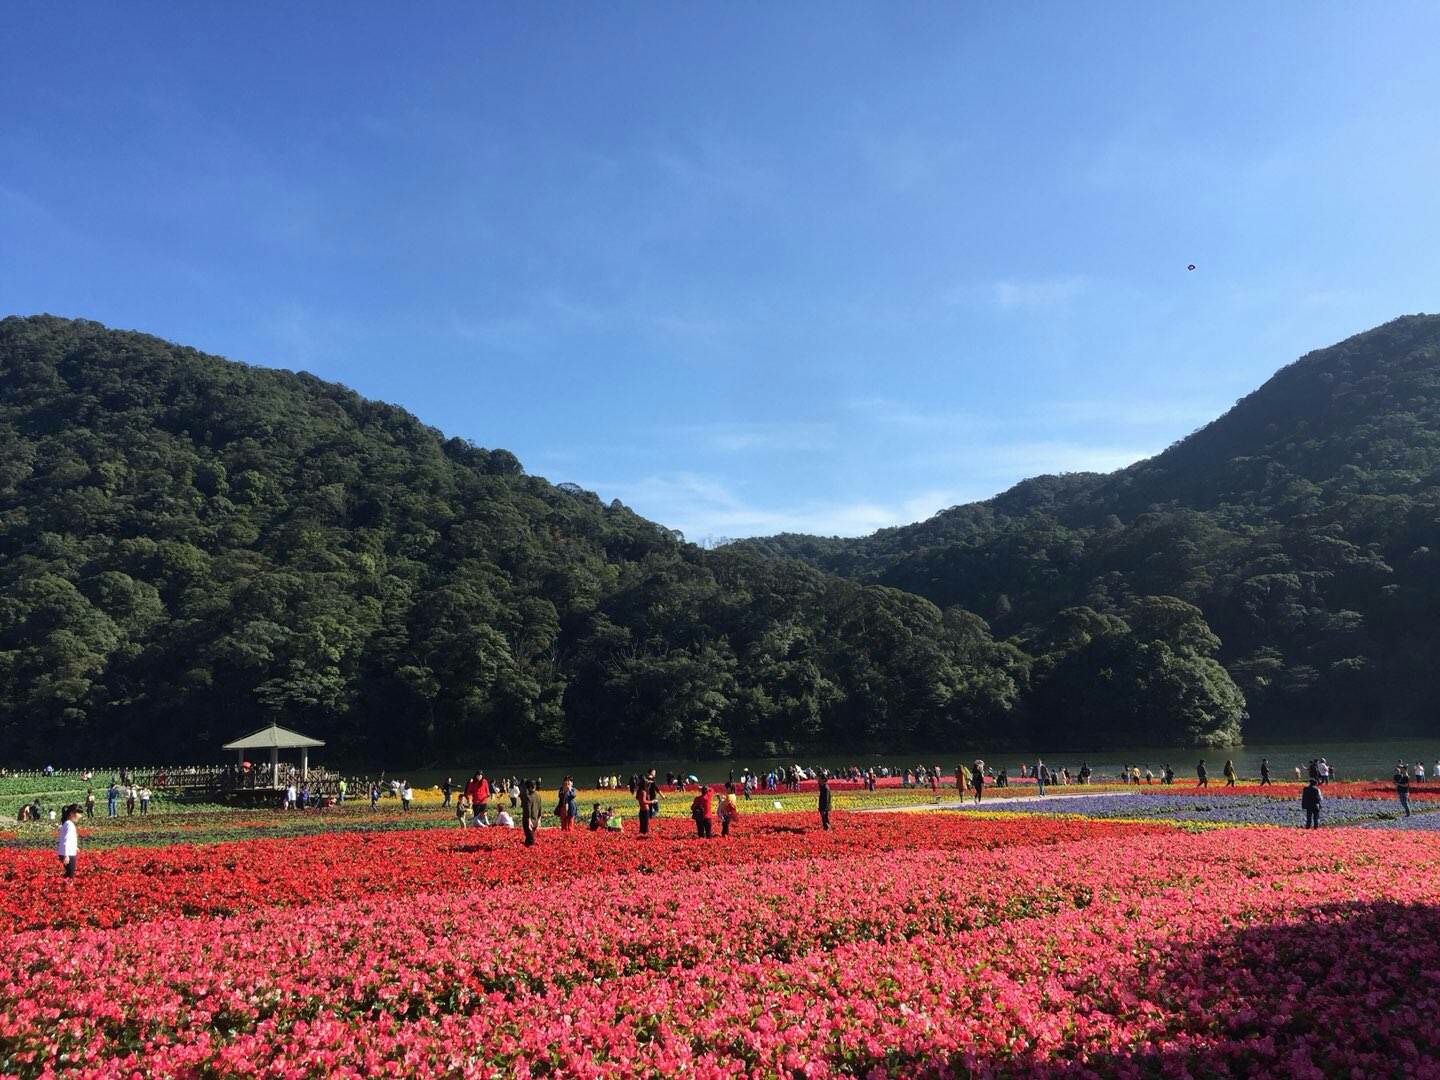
[
  {"left": 742, "top": 314, "right": 1440, "bottom": 739},
  {"left": 2, "top": 315, "right": 1052, "bottom": 763}
]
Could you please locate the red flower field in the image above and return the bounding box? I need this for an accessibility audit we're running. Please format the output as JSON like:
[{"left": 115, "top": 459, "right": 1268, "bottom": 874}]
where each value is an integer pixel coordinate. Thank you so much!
[{"left": 3, "top": 811, "right": 1440, "bottom": 1077}]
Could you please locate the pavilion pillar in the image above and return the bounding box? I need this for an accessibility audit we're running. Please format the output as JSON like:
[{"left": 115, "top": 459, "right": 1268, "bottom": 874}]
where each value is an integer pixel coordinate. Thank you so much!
[
  {"left": 237, "top": 748, "right": 244, "bottom": 768},
  {"left": 301, "top": 747, "right": 309, "bottom": 780},
  {"left": 271, "top": 747, "right": 279, "bottom": 788}
]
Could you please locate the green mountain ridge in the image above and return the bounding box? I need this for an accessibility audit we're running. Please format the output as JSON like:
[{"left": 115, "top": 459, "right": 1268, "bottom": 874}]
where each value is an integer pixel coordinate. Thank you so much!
[
  {"left": 1, "top": 315, "right": 1051, "bottom": 764},
  {"left": 740, "top": 314, "right": 1440, "bottom": 740}
]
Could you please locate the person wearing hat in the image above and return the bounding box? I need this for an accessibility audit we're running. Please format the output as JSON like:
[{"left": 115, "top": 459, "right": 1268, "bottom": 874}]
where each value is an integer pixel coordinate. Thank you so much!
[{"left": 57, "top": 803, "right": 80, "bottom": 879}]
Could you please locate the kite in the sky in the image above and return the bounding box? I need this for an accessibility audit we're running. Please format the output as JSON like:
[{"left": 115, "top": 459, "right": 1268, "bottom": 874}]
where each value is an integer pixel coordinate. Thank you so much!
[{"left": 1187, "top": 264, "right": 1197, "bottom": 271}]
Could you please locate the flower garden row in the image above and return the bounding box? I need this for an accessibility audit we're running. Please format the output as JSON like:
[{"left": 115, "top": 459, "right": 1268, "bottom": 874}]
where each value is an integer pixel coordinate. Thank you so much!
[{"left": 5, "top": 817, "right": 1440, "bottom": 1077}]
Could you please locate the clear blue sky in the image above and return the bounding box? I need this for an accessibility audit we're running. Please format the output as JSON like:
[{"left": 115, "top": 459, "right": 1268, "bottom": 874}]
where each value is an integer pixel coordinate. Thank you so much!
[{"left": 4, "top": 3, "right": 1438, "bottom": 540}]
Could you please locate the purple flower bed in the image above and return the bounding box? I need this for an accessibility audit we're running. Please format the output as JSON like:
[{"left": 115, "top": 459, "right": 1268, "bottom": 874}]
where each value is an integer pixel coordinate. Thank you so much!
[{"left": 959, "top": 792, "right": 1425, "bottom": 827}]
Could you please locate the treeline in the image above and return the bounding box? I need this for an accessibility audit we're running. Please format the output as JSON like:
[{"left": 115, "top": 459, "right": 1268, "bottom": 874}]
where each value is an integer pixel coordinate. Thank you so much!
[
  {"left": 0, "top": 316, "right": 1244, "bottom": 763},
  {"left": 742, "top": 315, "right": 1440, "bottom": 741}
]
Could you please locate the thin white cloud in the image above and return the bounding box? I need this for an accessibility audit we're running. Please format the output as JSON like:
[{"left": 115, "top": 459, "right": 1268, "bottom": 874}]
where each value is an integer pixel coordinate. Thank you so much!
[
  {"left": 582, "top": 472, "right": 976, "bottom": 541},
  {"left": 672, "top": 421, "right": 836, "bottom": 454},
  {"left": 989, "top": 276, "right": 1090, "bottom": 310}
]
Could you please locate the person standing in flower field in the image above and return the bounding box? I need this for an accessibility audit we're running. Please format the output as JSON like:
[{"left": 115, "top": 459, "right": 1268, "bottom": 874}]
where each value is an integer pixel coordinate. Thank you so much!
[
  {"left": 691, "top": 785, "right": 714, "bottom": 838},
  {"left": 138, "top": 786, "right": 151, "bottom": 814},
  {"left": 1035, "top": 761, "right": 1046, "bottom": 796},
  {"left": 1196, "top": 761, "right": 1208, "bottom": 788},
  {"left": 84, "top": 788, "right": 95, "bottom": 818},
  {"left": 817, "top": 774, "right": 832, "bottom": 831},
  {"left": 56, "top": 803, "right": 80, "bottom": 879},
  {"left": 522, "top": 780, "right": 542, "bottom": 846},
  {"left": 400, "top": 781, "right": 413, "bottom": 811},
  {"left": 1259, "top": 758, "right": 1271, "bottom": 786},
  {"left": 636, "top": 777, "right": 654, "bottom": 836},
  {"left": 455, "top": 793, "right": 471, "bottom": 828},
  {"left": 1223, "top": 760, "right": 1237, "bottom": 787},
  {"left": 720, "top": 781, "right": 740, "bottom": 836},
  {"left": 1394, "top": 763, "right": 1412, "bottom": 818},
  {"left": 1301, "top": 778, "right": 1323, "bottom": 829},
  {"left": 106, "top": 780, "right": 119, "bottom": 818},
  {"left": 971, "top": 761, "right": 985, "bottom": 804}
]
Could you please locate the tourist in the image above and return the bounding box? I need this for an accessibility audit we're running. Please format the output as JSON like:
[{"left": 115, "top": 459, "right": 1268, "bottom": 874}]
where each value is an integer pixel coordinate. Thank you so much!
[
  {"left": 56, "top": 803, "right": 80, "bottom": 880},
  {"left": 589, "top": 802, "right": 605, "bottom": 831},
  {"left": 1317, "top": 758, "right": 1330, "bottom": 785},
  {"left": 1259, "top": 758, "right": 1271, "bottom": 786},
  {"left": 84, "top": 788, "right": 95, "bottom": 818},
  {"left": 369, "top": 784, "right": 380, "bottom": 810},
  {"left": 971, "top": 761, "right": 985, "bottom": 804},
  {"left": 1035, "top": 761, "right": 1046, "bottom": 796},
  {"left": 495, "top": 806, "right": 514, "bottom": 828},
  {"left": 1130, "top": 766, "right": 1141, "bottom": 786},
  {"left": 400, "top": 781, "right": 413, "bottom": 811},
  {"left": 1301, "top": 778, "right": 1323, "bottom": 829},
  {"left": 126, "top": 785, "right": 137, "bottom": 815},
  {"left": 508, "top": 779, "right": 521, "bottom": 808},
  {"left": 1163, "top": 764, "right": 1174, "bottom": 785},
  {"left": 284, "top": 782, "right": 297, "bottom": 810},
  {"left": 1414, "top": 761, "right": 1425, "bottom": 785},
  {"left": 456, "top": 793, "right": 470, "bottom": 828},
  {"left": 720, "top": 781, "right": 739, "bottom": 836},
  {"left": 1196, "top": 761, "right": 1208, "bottom": 788},
  {"left": 522, "top": 780, "right": 542, "bottom": 846},
  {"left": 338, "top": 778, "right": 347, "bottom": 804},
  {"left": 465, "top": 773, "right": 491, "bottom": 820},
  {"left": 817, "top": 774, "right": 832, "bottom": 830},
  {"left": 1395, "top": 762, "right": 1412, "bottom": 817},
  {"left": 107, "top": 781, "right": 119, "bottom": 818},
  {"left": 1223, "top": 760, "right": 1237, "bottom": 788},
  {"left": 139, "top": 786, "right": 151, "bottom": 814},
  {"left": 441, "top": 777, "right": 453, "bottom": 807},
  {"left": 605, "top": 808, "right": 623, "bottom": 832},
  {"left": 636, "top": 777, "right": 654, "bottom": 836},
  {"left": 556, "top": 778, "right": 577, "bottom": 832},
  {"left": 691, "top": 785, "right": 714, "bottom": 839}
]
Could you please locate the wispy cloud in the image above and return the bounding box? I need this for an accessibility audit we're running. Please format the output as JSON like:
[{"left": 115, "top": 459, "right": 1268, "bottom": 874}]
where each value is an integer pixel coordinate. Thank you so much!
[
  {"left": 582, "top": 472, "right": 974, "bottom": 541},
  {"left": 989, "top": 276, "right": 1090, "bottom": 311},
  {"left": 671, "top": 421, "right": 836, "bottom": 454},
  {"left": 451, "top": 293, "right": 732, "bottom": 355}
]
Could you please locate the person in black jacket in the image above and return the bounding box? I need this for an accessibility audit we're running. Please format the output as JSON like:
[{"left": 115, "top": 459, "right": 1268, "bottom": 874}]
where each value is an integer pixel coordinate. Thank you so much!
[
  {"left": 1395, "top": 763, "right": 1412, "bottom": 817},
  {"left": 1259, "top": 758, "right": 1271, "bottom": 786},
  {"left": 522, "top": 780, "right": 543, "bottom": 846},
  {"left": 1196, "top": 760, "right": 1208, "bottom": 787},
  {"left": 1301, "top": 779, "right": 1323, "bottom": 829},
  {"left": 817, "top": 775, "right": 832, "bottom": 831}
]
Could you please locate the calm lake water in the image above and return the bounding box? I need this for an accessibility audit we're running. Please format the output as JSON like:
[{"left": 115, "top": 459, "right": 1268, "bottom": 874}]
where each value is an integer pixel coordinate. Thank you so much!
[{"left": 395, "top": 739, "right": 1440, "bottom": 789}]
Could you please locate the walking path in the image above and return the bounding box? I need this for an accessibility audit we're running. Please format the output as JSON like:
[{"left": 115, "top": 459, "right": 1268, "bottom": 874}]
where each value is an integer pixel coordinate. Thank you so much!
[{"left": 863, "top": 790, "right": 1139, "bottom": 813}]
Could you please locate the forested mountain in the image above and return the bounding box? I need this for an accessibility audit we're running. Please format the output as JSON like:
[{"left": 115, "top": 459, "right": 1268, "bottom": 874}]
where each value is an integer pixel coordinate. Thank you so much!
[
  {"left": 742, "top": 315, "right": 1440, "bottom": 741},
  {"left": 2, "top": 315, "right": 1074, "bottom": 764}
]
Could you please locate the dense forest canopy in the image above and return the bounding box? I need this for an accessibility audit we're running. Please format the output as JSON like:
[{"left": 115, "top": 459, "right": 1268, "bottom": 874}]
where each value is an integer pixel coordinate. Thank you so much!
[
  {"left": 8, "top": 314, "right": 1431, "bottom": 765},
  {"left": 741, "top": 314, "right": 1440, "bottom": 742}
]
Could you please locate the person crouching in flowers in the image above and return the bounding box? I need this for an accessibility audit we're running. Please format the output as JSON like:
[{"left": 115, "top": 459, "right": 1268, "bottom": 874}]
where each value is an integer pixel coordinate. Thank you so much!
[
  {"left": 57, "top": 803, "right": 80, "bottom": 880},
  {"left": 691, "top": 785, "right": 714, "bottom": 838}
]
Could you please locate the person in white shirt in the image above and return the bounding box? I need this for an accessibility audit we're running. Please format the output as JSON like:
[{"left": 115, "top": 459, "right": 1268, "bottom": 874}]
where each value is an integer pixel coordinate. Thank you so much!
[
  {"left": 285, "top": 783, "right": 297, "bottom": 809},
  {"left": 495, "top": 808, "right": 515, "bottom": 828},
  {"left": 57, "top": 804, "right": 80, "bottom": 879},
  {"left": 401, "top": 783, "right": 413, "bottom": 811}
]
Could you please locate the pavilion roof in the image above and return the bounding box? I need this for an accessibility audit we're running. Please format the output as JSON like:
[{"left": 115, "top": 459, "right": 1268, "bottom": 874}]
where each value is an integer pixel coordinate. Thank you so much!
[{"left": 222, "top": 723, "right": 325, "bottom": 751}]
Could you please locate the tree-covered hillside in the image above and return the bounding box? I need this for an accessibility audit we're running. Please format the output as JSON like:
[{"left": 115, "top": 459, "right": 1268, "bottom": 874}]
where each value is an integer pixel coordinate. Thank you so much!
[
  {"left": 742, "top": 315, "right": 1440, "bottom": 740},
  {"left": 4, "top": 315, "right": 1091, "bottom": 764}
]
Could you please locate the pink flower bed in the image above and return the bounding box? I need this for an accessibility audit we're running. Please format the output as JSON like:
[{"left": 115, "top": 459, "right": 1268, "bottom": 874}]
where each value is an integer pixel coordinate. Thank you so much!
[{"left": 3, "top": 818, "right": 1439, "bottom": 1077}]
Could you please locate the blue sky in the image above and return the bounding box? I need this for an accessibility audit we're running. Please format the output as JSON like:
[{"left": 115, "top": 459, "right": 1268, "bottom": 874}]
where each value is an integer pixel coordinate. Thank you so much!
[{"left": 3, "top": 3, "right": 1438, "bottom": 540}]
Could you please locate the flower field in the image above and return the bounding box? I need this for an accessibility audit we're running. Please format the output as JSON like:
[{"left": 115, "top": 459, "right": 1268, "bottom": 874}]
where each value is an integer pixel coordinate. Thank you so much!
[{"left": 5, "top": 799, "right": 1440, "bottom": 1079}]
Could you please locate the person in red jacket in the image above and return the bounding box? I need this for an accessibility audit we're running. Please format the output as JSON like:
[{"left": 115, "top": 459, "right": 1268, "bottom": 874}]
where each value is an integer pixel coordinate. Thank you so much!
[
  {"left": 463, "top": 772, "right": 490, "bottom": 820},
  {"left": 691, "top": 785, "right": 713, "bottom": 838}
]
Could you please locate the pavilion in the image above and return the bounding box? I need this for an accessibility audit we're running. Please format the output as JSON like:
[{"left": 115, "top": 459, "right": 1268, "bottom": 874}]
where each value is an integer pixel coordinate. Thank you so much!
[{"left": 222, "top": 723, "right": 325, "bottom": 787}]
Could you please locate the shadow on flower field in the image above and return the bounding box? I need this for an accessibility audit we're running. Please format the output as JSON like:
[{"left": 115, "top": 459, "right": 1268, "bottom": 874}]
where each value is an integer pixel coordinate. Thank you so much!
[{"left": 1064, "top": 900, "right": 1440, "bottom": 1078}]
